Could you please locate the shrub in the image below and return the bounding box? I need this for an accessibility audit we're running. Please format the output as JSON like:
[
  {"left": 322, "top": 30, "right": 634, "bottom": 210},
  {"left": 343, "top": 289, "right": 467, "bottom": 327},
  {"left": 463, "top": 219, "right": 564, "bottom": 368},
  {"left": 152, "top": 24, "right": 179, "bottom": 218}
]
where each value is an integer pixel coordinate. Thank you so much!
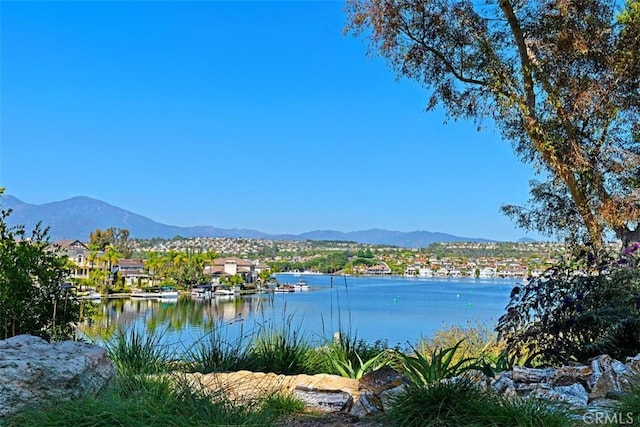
[
  {"left": 416, "top": 321, "right": 505, "bottom": 365},
  {"left": 0, "top": 193, "right": 80, "bottom": 341},
  {"left": 395, "top": 340, "right": 479, "bottom": 386},
  {"left": 496, "top": 247, "right": 640, "bottom": 366},
  {"left": 384, "top": 380, "right": 572, "bottom": 427}
]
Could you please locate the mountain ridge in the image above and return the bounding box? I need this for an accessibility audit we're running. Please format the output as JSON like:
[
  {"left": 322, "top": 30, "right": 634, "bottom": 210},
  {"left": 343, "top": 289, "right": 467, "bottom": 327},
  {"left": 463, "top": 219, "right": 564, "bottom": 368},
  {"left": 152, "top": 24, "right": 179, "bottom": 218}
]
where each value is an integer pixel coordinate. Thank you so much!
[{"left": 2, "top": 195, "right": 504, "bottom": 248}]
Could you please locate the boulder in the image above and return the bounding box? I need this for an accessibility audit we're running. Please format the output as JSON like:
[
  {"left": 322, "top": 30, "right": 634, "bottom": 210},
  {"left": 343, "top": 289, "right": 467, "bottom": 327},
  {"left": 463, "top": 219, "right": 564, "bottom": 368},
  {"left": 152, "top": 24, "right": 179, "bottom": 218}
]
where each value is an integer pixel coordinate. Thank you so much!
[
  {"left": 530, "top": 383, "right": 590, "bottom": 408},
  {"left": 293, "top": 386, "right": 353, "bottom": 412},
  {"left": 589, "top": 355, "right": 626, "bottom": 399},
  {"left": 185, "top": 370, "right": 359, "bottom": 411},
  {"left": 353, "top": 366, "right": 409, "bottom": 415},
  {"left": 0, "top": 334, "right": 116, "bottom": 419},
  {"left": 512, "top": 366, "right": 555, "bottom": 383}
]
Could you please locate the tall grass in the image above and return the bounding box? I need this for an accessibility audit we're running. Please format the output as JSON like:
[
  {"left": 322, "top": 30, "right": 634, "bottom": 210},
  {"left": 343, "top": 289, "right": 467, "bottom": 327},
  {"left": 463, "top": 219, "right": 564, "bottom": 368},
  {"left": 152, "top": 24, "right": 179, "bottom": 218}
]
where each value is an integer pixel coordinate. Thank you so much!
[
  {"left": 246, "top": 311, "right": 311, "bottom": 374},
  {"left": 105, "top": 327, "right": 173, "bottom": 375},
  {"left": 415, "top": 321, "right": 505, "bottom": 363},
  {"left": 186, "top": 321, "right": 251, "bottom": 373},
  {"left": 4, "top": 374, "right": 295, "bottom": 427},
  {"left": 383, "top": 380, "right": 573, "bottom": 427}
]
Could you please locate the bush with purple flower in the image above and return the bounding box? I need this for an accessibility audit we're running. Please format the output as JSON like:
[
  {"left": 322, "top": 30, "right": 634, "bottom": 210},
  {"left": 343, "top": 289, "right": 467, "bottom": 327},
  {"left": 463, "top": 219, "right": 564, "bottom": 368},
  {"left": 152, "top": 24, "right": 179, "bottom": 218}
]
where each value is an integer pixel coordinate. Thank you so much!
[{"left": 496, "top": 248, "right": 640, "bottom": 366}]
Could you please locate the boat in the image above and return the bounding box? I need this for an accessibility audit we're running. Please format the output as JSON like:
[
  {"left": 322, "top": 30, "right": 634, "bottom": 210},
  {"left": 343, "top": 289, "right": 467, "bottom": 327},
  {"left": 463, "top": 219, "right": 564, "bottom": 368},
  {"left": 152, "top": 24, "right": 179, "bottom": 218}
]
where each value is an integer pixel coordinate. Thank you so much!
[
  {"left": 158, "top": 286, "right": 179, "bottom": 299},
  {"left": 131, "top": 286, "right": 179, "bottom": 300},
  {"left": 293, "top": 279, "right": 310, "bottom": 291},
  {"left": 273, "top": 285, "right": 295, "bottom": 293},
  {"left": 214, "top": 288, "right": 236, "bottom": 297},
  {"left": 79, "top": 291, "right": 103, "bottom": 301}
]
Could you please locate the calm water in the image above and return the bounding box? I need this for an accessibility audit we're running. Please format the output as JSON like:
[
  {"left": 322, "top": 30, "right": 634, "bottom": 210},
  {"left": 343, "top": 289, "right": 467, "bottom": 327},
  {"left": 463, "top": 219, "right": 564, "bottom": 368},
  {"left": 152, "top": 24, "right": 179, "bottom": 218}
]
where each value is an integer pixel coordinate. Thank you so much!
[{"left": 82, "top": 274, "right": 517, "bottom": 353}]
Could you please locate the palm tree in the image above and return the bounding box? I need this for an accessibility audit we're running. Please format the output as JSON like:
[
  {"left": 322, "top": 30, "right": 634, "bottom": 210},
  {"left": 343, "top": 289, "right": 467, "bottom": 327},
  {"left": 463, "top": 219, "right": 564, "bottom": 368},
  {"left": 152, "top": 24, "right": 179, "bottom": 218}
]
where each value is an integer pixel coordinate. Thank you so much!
[
  {"left": 145, "top": 252, "right": 164, "bottom": 287},
  {"left": 99, "top": 246, "right": 122, "bottom": 289}
]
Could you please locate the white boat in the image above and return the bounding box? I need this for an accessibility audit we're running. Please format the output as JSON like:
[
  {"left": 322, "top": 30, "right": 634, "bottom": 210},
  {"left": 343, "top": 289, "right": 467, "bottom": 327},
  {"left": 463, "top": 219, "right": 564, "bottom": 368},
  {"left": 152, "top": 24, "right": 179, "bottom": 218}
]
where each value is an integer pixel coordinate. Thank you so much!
[
  {"left": 214, "top": 288, "right": 236, "bottom": 296},
  {"left": 131, "top": 286, "right": 179, "bottom": 299},
  {"left": 293, "top": 280, "right": 310, "bottom": 291},
  {"left": 79, "top": 291, "right": 103, "bottom": 301},
  {"left": 273, "top": 285, "right": 295, "bottom": 293},
  {"left": 158, "top": 286, "right": 179, "bottom": 299}
]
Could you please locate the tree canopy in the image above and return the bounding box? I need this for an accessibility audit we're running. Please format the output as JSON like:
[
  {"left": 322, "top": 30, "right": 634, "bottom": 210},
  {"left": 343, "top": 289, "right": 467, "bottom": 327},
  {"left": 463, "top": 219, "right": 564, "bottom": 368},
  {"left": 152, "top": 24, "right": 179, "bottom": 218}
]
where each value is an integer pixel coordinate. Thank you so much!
[
  {"left": 89, "top": 227, "right": 133, "bottom": 257},
  {"left": 346, "top": 0, "right": 640, "bottom": 251}
]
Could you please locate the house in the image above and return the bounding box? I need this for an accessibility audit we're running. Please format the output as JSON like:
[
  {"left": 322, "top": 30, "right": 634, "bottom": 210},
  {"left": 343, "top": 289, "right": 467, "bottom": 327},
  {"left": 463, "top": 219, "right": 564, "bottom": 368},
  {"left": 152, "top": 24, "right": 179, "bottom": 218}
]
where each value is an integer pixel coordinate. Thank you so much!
[
  {"left": 203, "top": 257, "right": 269, "bottom": 283},
  {"left": 115, "top": 259, "right": 148, "bottom": 286},
  {"left": 48, "top": 240, "right": 93, "bottom": 280},
  {"left": 365, "top": 263, "right": 391, "bottom": 275}
]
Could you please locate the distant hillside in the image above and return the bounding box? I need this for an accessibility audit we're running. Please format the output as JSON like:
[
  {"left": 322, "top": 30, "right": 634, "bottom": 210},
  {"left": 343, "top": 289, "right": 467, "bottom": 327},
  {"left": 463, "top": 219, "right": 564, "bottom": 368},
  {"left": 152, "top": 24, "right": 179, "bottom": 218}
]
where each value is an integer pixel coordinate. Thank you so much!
[{"left": 2, "top": 195, "right": 496, "bottom": 247}]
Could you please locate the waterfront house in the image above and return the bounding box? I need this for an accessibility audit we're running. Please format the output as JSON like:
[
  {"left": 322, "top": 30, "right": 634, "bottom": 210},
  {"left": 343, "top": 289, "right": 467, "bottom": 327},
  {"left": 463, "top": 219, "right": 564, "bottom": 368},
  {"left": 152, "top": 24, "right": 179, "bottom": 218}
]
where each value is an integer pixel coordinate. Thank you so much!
[
  {"left": 365, "top": 263, "right": 391, "bottom": 275},
  {"left": 48, "top": 240, "right": 94, "bottom": 281},
  {"left": 203, "top": 257, "right": 269, "bottom": 283},
  {"left": 115, "top": 258, "right": 148, "bottom": 286}
]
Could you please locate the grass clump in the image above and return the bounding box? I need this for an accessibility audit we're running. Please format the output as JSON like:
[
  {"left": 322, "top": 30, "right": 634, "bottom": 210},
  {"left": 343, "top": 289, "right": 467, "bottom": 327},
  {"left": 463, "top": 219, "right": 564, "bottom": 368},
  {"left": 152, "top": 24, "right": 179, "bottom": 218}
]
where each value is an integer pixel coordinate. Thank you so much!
[
  {"left": 187, "top": 322, "right": 250, "bottom": 373},
  {"left": 416, "top": 321, "right": 505, "bottom": 363},
  {"left": 246, "top": 313, "right": 312, "bottom": 374},
  {"left": 4, "top": 374, "right": 284, "bottom": 427},
  {"left": 383, "top": 380, "right": 573, "bottom": 427},
  {"left": 105, "top": 327, "right": 173, "bottom": 375}
]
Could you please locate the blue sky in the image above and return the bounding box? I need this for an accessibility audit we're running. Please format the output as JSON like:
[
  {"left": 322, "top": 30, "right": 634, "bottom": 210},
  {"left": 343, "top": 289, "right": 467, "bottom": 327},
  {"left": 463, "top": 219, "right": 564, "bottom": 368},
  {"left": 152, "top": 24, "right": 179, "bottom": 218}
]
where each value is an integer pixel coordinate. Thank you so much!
[{"left": 1, "top": 1, "right": 542, "bottom": 241}]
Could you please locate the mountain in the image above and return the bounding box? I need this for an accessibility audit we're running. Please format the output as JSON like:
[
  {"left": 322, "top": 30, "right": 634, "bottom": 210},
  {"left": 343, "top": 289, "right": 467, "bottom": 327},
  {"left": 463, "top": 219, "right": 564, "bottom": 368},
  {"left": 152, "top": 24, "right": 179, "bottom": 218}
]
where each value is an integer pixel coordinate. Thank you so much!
[{"left": 2, "top": 195, "right": 494, "bottom": 247}]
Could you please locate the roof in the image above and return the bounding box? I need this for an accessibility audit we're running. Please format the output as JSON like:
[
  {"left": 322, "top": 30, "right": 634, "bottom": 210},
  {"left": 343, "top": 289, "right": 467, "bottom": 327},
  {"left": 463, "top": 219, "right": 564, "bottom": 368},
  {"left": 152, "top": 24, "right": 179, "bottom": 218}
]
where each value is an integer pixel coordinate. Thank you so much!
[
  {"left": 213, "top": 257, "right": 254, "bottom": 267},
  {"left": 117, "top": 259, "right": 144, "bottom": 268},
  {"left": 48, "top": 239, "right": 89, "bottom": 251}
]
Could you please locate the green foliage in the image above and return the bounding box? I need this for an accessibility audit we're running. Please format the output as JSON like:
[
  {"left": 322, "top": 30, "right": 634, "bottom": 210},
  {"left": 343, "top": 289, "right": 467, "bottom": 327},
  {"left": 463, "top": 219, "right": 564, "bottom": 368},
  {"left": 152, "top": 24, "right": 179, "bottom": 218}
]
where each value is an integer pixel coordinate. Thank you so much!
[
  {"left": 307, "top": 333, "right": 396, "bottom": 378},
  {"left": 346, "top": 0, "right": 640, "bottom": 249},
  {"left": 395, "top": 340, "right": 478, "bottom": 386},
  {"left": 105, "top": 327, "right": 173, "bottom": 375},
  {"left": 416, "top": 321, "right": 505, "bottom": 363},
  {"left": 384, "top": 380, "right": 572, "bottom": 427},
  {"left": 326, "top": 348, "right": 389, "bottom": 379},
  {"left": 496, "top": 249, "right": 640, "bottom": 366},
  {"left": 186, "top": 323, "right": 250, "bottom": 373},
  {"left": 0, "top": 194, "right": 80, "bottom": 341},
  {"left": 246, "top": 313, "right": 311, "bottom": 374},
  {"left": 4, "top": 374, "right": 286, "bottom": 427},
  {"left": 258, "top": 393, "right": 305, "bottom": 418},
  {"left": 89, "top": 227, "right": 133, "bottom": 257}
]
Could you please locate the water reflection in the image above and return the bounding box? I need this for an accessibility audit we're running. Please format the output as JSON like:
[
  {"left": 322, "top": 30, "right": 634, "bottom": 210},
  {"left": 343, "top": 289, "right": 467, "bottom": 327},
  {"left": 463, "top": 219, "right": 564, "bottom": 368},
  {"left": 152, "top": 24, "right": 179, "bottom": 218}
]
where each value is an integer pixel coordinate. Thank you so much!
[
  {"left": 80, "top": 275, "right": 516, "bottom": 350},
  {"left": 81, "top": 294, "right": 277, "bottom": 342}
]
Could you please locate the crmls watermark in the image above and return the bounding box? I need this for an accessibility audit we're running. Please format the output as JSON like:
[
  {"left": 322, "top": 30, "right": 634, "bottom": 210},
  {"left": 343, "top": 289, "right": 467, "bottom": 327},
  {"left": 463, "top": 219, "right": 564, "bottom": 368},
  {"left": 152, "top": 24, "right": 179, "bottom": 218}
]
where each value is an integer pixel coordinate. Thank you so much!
[{"left": 583, "top": 411, "right": 636, "bottom": 425}]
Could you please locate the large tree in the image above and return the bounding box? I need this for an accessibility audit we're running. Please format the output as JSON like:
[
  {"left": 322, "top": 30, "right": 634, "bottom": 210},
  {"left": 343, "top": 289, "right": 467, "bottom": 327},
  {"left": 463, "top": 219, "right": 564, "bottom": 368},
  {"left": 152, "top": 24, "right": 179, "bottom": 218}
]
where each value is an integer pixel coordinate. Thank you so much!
[{"left": 346, "top": 0, "right": 640, "bottom": 251}]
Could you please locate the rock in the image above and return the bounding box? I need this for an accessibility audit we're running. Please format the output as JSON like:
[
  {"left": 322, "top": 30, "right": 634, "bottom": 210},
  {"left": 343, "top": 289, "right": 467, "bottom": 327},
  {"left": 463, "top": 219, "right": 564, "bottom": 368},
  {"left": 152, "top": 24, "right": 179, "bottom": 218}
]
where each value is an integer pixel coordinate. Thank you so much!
[
  {"left": 294, "top": 386, "right": 353, "bottom": 412},
  {"left": 589, "top": 355, "right": 624, "bottom": 399},
  {"left": 531, "top": 383, "right": 590, "bottom": 408},
  {"left": 625, "top": 353, "right": 640, "bottom": 374},
  {"left": 349, "top": 391, "right": 381, "bottom": 418},
  {"left": 491, "top": 373, "right": 517, "bottom": 398},
  {"left": 550, "top": 365, "right": 592, "bottom": 387},
  {"left": 351, "top": 366, "right": 409, "bottom": 415},
  {"left": 184, "top": 371, "right": 359, "bottom": 412},
  {"left": 378, "top": 383, "right": 408, "bottom": 412},
  {"left": 512, "top": 366, "right": 555, "bottom": 383},
  {"left": 0, "top": 334, "right": 116, "bottom": 419},
  {"left": 357, "top": 366, "right": 407, "bottom": 395}
]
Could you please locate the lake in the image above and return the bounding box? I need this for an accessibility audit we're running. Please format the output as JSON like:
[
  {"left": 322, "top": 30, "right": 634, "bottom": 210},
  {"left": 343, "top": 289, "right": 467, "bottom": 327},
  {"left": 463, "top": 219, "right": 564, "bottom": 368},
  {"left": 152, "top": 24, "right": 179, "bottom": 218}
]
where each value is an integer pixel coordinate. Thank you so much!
[{"left": 81, "top": 274, "right": 518, "bottom": 353}]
